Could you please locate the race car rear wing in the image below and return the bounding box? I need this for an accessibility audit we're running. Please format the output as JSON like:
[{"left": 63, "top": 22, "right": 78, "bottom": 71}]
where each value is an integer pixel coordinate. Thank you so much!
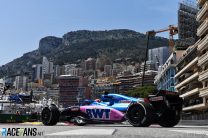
[{"left": 147, "top": 90, "right": 183, "bottom": 112}]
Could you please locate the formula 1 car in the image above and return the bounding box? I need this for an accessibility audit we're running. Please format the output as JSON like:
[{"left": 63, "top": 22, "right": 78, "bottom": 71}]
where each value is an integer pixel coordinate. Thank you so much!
[{"left": 41, "top": 90, "right": 183, "bottom": 127}]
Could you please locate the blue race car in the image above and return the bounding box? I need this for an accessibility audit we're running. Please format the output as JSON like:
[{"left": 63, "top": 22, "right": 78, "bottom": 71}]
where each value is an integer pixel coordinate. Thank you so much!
[
  {"left": 83, "top": 93, "right": 144, "bottom": 112},
  {"left": 42, "top": 90, "right": 183, "bottom": 127}
]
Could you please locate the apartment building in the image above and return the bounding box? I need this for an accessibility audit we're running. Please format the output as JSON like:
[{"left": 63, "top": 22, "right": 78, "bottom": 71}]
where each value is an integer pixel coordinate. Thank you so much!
[
  {"left": 116, "top": 70, "right": 157, "bottom": 93},
  {"left": 42, "top": 56, "right": 54, "bottom": 79},
  {"left": 196, "top": 0, "right": 208, "bottom": 118},
  {"left": 14, "top": 76, "right": 28, "bottom": 91},
  {"left": 148, "top": 47, "right": 170, "bottom": 69},
  {"left": 104, "top": 65, "right": 112, "bottom": 77},
  {"left": 32, "top": 64, "right": 42, "bottom": 81},
  {"left": 178, "top": 1, "right": 198, "bottom": 40},
  {"left": 58, "top": 75, "right": 80, "bottom": 107},
  {"left": 175, "top": 0, "right": 208, "bottom": 120},
  {"left": 175, "top": 44, "right": 203, "bottom": 113},
  {"left": 155, "top": 51, "right": 184, "bottom": 92},
  {"left": 140, "top": 61, "right": 156, "bottom": 71}
]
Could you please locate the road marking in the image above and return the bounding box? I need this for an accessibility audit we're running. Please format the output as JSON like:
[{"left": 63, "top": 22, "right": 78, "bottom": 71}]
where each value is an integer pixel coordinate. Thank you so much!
[
  {"left": 177, "top": 125, "right": 208, "bottom": 128},
  {"left": 56, "top": 122, "right": 74, "bottom": 126},
  {"left": 20, "top": 122, "right": 42, "bottom": 125},
  {"left": 46, "top": 129, "right": 116, "bottom": 136},
  {"left": 170, "top": 129, "right": 208, "bottom": 136},
  {"left": 20, "top": 122, "right": 72, "bottom": 126}
]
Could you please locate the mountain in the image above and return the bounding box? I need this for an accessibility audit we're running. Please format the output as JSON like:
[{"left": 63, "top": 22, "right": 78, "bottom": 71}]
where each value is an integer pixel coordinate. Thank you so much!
[{"left": 0, "top": 29, "right": 168, "bottom": 78}]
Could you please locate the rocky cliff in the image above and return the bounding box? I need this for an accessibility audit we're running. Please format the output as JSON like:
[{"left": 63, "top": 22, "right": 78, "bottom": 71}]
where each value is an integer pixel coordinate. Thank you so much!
[{"left": 0, "top": 29, "right": 168, "bottom": 77}]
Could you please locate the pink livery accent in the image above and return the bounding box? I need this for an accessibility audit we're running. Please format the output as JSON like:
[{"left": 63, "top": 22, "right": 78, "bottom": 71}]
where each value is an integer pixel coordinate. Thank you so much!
[{"left": 80, "top": 106, "right": 125, "bottom": 121}]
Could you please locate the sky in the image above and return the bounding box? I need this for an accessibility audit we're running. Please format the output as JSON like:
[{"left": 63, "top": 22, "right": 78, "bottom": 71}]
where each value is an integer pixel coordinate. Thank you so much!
[{"left": 0, "top": 0, "right": 180, "bottom": 66}]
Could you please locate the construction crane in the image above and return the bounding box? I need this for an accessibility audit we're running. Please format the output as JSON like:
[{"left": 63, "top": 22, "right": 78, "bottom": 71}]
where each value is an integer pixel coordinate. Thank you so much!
[
  {"left": 147, "top": 25, "right": 178, "bottom": 52},
  {"left": 141, "top": 25, "right": 178, "bottom": 86}
]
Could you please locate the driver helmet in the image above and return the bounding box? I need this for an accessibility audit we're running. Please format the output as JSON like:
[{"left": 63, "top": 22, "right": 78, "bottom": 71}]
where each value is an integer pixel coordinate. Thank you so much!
[
  {"left": 83, "top": 100, "right": 92, "bottom": 105},
  {"left": 95, "top": 99, "right": 101, "bottom": 102}
]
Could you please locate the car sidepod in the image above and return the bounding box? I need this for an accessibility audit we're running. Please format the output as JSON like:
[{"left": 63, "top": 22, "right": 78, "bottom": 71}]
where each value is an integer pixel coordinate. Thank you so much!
[{"left": 80, "top": 105, "right": 125, "bottom": 122}]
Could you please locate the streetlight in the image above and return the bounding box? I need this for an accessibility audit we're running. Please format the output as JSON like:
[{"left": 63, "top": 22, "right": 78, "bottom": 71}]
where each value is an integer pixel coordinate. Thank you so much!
[{"left": 141, "top": 31, "right": 153, "bottom": 86}]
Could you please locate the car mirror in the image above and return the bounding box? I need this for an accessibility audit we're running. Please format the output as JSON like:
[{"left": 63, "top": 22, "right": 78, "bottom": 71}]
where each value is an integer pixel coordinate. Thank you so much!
[{"left": 108, "top": 100, "right": 114, "bottom": 106}]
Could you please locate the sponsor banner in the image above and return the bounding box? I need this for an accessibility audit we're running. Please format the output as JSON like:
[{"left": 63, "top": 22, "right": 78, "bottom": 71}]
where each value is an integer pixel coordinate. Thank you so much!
[{"left": 86, "top": 109, "right": 111, "bottom": 119}]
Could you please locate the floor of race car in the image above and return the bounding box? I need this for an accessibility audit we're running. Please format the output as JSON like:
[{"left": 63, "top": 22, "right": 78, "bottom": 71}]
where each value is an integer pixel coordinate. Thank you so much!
[{"left": 0, "top": 121, "right": 208, "bottom": 138}]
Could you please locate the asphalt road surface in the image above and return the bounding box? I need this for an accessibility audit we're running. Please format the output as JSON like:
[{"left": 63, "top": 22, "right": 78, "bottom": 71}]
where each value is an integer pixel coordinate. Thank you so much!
[{"left": 0, "top": 122, "right": 208, "bottom": 138}]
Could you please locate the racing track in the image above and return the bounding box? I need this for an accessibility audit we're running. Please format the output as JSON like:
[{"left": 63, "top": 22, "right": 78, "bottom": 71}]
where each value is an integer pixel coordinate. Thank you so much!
[{"left": 0, "top": 122, "right": 208, "bottom": 138}]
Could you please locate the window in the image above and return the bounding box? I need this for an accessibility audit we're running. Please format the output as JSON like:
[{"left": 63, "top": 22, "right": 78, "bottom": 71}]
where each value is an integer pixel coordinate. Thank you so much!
[
  {"left": 170, "top": 59, "right": 174, "bottom": 64},
  {"left": 202, "top": 50, "right": 206, "bottom": 55},
  {"left": 205, "top": 81, "right": 208, "bottom": 87}
]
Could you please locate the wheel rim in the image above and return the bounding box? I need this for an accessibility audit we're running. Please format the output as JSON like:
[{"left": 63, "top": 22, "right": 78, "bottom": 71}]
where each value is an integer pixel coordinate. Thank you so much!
[
  {"left": 76, "top": 118, "right": 82, "bottom": 124},
  {"left": 74, "top": 117, "right": 86, "bottom": 125},
  {"left": 128, "top": 105, "right": 145, "bottom": 124}
]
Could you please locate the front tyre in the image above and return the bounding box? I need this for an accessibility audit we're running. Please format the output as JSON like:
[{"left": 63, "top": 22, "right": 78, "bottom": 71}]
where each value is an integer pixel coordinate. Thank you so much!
[
  {"left": 158, "top": 110, "right": 181, "bottom": 127},
  {"left": 41, "top": 105, "right": 60, "bottom": 126},
  {"left": 126, "top": 102, "right": 154, "bottom": 127}
]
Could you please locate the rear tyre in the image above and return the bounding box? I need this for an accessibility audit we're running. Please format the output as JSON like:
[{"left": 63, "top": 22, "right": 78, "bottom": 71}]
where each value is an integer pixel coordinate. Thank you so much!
[
  {"left": 41, "top": 105, "right": 60, "bottom": 126},
  {"left": 158, "top": 110, "right": 181, "bottom": 127},
  {"left": 126, "top": 102, "right": 154, "bottom": 127}
]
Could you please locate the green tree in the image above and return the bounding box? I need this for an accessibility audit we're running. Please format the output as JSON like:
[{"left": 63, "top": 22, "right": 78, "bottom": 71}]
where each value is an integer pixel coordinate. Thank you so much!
[{"left": 126, "top": 85, "right": 156, "bottom": 98}]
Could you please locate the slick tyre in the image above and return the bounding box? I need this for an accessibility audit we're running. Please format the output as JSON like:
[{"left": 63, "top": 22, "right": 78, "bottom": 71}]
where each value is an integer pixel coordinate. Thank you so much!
[
  {"left": 158, "top": 110, "right": 181, "bottom": 127},
  {"left": 126, "top": 102, "right": 154, "bottom": 127},
  {"left": 41, "top": 105, "right": 60, "bottom": 126}
]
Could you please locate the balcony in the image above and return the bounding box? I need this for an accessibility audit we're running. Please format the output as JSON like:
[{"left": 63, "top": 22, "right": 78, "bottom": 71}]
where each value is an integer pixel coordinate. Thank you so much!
[
  {"left": 183, "top": 103, "right": 206, "bottom": 111},
  {"left": 198, "top": 0, "right": 207, "bottom": 6},
  {"left": 197, "top": 18, "right": 208, "bottom": 37},
  {"left": 180, "top": 88, "right": 199, "bottom": 98},
  {"left": 183, "top": 96, "right": 205, "bottom": 111},
  {"left": 199, "top": 87, "right": 208, "bottom": 97},
  {"left": 175, "top": 57, "right": 198, "bottom": 78},
  {"left": 197, "top": 34, "right": 208, "bottom": 51},
  {"left": 197, "top": 1, "right": 208, "bottom": 21},
  {"left": 175, "top": 72, "right": 199, "bottom": 90},
  {"left": 198, "top": 51, "right": 208, "bottom": 66},
  {"left": 199, "top": 69, "right": 208, "bottom": 81}
]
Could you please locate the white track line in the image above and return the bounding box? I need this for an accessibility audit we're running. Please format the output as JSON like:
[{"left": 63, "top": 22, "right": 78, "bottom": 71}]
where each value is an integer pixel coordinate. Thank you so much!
[
  {"left": 46, "top": 128, "right": 116, "bottom": 136},
  {"left": 170, "top": 129, "right": 208, "bottom": 136}
]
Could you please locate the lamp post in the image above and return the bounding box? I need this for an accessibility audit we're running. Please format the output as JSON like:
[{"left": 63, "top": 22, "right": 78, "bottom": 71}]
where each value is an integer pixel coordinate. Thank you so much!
[
  {"left": 141, "top": 33, "right": 151, "bottom": 87},
  {"left": 142, "top": 30, "right": 156, "bottom": 86}
]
